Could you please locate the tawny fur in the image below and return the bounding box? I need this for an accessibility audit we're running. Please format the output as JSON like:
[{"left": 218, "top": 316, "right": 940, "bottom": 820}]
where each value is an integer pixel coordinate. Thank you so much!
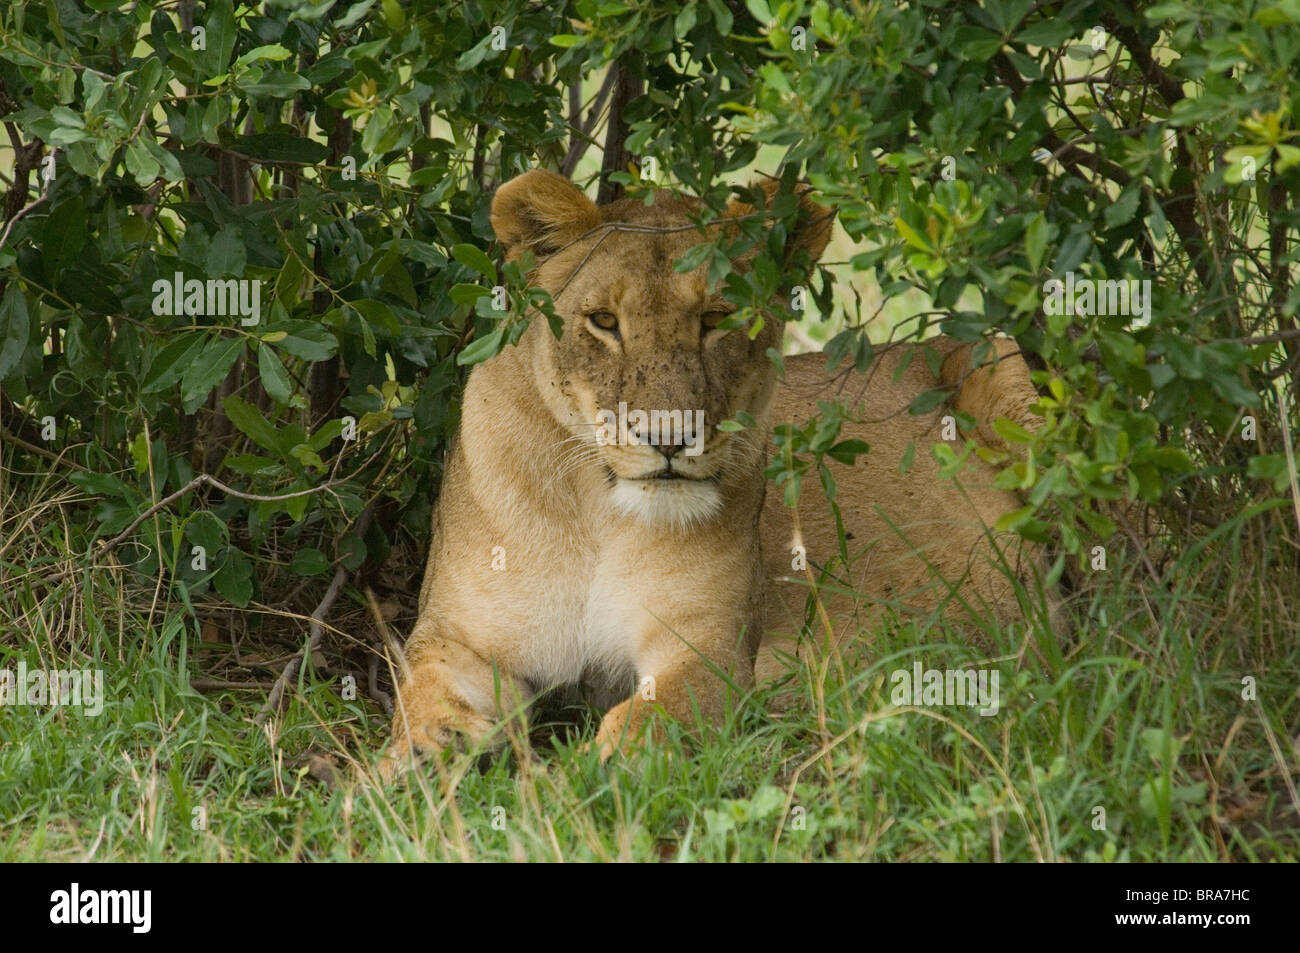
[{"left": 383, "top": 170, "right": 1044, "bottom": 772}]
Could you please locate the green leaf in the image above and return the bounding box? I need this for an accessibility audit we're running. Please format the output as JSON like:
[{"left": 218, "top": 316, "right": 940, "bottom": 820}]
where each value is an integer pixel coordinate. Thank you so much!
[
  {"left": 1209, "top": 369, "right": 1260, "bottom": 406},
  {"left": 449, "top": 283, "right": 490, "bottom": 306},
  {"left": 994, "top": 505, "right": 1034, "bottom": 532},
  {"left": 1054, "top": 227, "right": 1092, "bottom": 273},
  {"left": 455, "top": 33, "right": 496, "bottom": 71},
  {"left": 141, "top": 138, "right": 185, "bottom": 182},
  {"left": 382, "top": 0, "right": 405, "bottom": 27},
  {"left": 142, "top": 333, "right": 206, "bottom": 394},
  {"left": 759, "top": 62, "right": 792, "bottom": 95},
  {"left": 953, "top": 26, "right": 1004, "bottom": 60},
  {"left": 1276, "top": 143, "right": 1300, "bottom": 172},
  {"left": 69, "top": 471, "right": 133, "bottom": 498},
  {"left": 674, "top": 242, "right": 714, "bottom": 273},
  {"left": 339, "top": 533, "right": 367, "bottom": 571},
  {"left": 993, "top": 417, "right": 1035, "bottom": 444},
  {"left": 129, "top": 430, "right": 149, "bottom": 474},
  {"left": 457, "top": 326, "right": 505, "bottom": 366},
  {"left": 348, "top": 298, "right": 399, "bottom": 337},
  {"left": 224, "top": 453, "right": 278, "bottom": 476},
  {"left": 826, "top": 438, "right": 870, "bottom": 465},
  {"left": 286, "top": 489, "right": 311, "bottom": 522},
  {"left": 452, "top": 243, "right": 497, "bottom": 282},
  {"left": 125, "top": 139, "right": 161, "bottom": 185},
  {"left": 186, "top": 510, "right": 226, "bottom": 556},
  {"left": 895, "top": 217, "right": 932, "bottom": 252},
  {"left": 257, "top": 343, "right": 293, "bottom": 403},
  {"left": 0, "top": 285, "right": 32, "bottom": 380},
  {"left": 334, "top": 0, "right": 376, "bottom": 29},
  {"left": 47, "top": 124, "right": 89, "bottom": 147},
  {"left": 289, "top": 443, "right": 326, "bottom": 471},
  {"left": 675, "top": 3, "right": 698, "bottom": 38},
  {"left": 908, "top": 388, "right": 949, "bottom": 415},
  {"left": 746, "top": 785, "right": 786, "bottom": 820},
  {"left": 308, "top": 419, "right": 343, "bottom": 451},
  {"left": 291, "top": 547, "right": 331, "bottom": 576},
  {"left": 1025, "top": 213, "right": 1047, "bottom": 272},
  {"left": 900, "top": 440, "right": 916, "bottom": 474},
  {"left": 233, "top": 43, "right": 293, "bottom": 68},
  {"left": 1147, "top": 362, "right": 1175, "bottom": 389},
  {"left": 745, "top": 0, "right": 774, "bottom": 24},
  {"left": 1139, "top": 727, "right": 1178, "bottom": 763},
  {"left": 43, "top": 196, "right": 87, "bottom": 283},
  {"left": 214, "top": 550, "right": 253, "bottom": 606},
  {"left": 381, "top": 261, "right": 418, "bottom": 308},
  {"left": 180, "top": 336, "right": 243, "bottom": 413},
  {"left": 1247, "top": 453, "right": 1289, "bottom": 492},
  {"left": 207, "top": 226, "right": 246, "bottom": 277},
  {"left": 1104, "top": 186, "right": 1142, "bottom": 229},
  {"left": 235, "top": 133, "right": 330, "bottom": 164},
  {"left": 1015, "top": 19, "right": 1076, "bottom": 47},
  {"left": 222, "top": 394, "right": 281, "bottom": 453},
  {"left": 266, "top": 321, "right": 338, "bottom": 361},
  {"left": 705, "top": 0, "right": 734, "bottom": 35},
  {"left": 239, "top": 69, "right": 311, "bottom": 98}
]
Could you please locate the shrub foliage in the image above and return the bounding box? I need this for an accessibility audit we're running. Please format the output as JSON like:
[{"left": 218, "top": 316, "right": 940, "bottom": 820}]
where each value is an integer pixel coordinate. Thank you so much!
[{"left": 1, "top": 0, "right": 1297, "bottom": 616}]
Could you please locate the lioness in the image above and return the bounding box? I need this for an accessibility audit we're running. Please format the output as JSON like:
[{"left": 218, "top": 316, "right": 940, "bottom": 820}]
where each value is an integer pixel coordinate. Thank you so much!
[{"left": 384, "top": 169, "right": 1042, "bottom": 769}]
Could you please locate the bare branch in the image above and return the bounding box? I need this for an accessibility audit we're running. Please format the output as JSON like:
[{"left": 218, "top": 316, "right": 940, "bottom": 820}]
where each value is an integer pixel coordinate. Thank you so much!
[
  {"left": 255, "top": 506, "right": 374, "bottom": 725},
  {"left": 561, "top": 67, "right": 618, "bottom": 178},
  {"left": 596, "top": 60, "right": 643, "bottom": 205}
]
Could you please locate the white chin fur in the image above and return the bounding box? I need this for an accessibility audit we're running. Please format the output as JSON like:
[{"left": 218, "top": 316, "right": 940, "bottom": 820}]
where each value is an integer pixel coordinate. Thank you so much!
[{"left": 610, "top": 479, "right": 721, "bottom": 530}]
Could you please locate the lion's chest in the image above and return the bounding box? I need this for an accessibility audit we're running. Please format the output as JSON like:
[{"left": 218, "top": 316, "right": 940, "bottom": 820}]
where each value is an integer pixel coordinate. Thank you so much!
[{"left": 498, "top": 550, "right": 647, "bottom": 698}]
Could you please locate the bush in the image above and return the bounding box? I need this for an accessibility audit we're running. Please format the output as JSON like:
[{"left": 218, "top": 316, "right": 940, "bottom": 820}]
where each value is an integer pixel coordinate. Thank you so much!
[{"left": 1, "top": 0, "right": 1297, "bottom": 617}]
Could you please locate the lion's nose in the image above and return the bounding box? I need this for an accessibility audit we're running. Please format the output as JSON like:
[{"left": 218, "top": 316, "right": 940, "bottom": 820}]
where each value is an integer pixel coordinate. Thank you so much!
[{"left": 654, "top": 441, "right": 685, "bottom": 461}]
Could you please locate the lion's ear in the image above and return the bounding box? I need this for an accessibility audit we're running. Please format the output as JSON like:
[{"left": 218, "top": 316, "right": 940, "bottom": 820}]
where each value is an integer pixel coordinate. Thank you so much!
[
  {"left": 491, "top": 169, "right": 602, "bottom": 260},
  {"left": 725, "top": 178, "right": 834, "bottom": 264}
]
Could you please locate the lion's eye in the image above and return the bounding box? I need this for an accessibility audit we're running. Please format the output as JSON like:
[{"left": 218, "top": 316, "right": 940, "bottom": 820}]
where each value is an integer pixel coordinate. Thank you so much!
[
  {"left": 701, "top": 310, "right": 733, "bottom": 334},
  {"left": 587, "top": 310, "right": 619, "bottom": 335}
]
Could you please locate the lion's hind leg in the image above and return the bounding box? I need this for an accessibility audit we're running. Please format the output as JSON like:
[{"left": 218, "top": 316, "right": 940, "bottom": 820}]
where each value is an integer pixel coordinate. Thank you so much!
[{"left": 939, "top": 337, "right": 1041, "bottom": 451}]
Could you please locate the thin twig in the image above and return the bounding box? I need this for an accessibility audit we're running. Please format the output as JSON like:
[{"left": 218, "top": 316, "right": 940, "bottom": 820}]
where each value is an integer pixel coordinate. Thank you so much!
[
  {"left": 561, "top": 68, "right": 618, "bottom": 178},
  {"left": 255, "top": 565, "right": 349, "bottom": 724},
  {"left": 1215, "top": 329, "right": 1300, "bottom": 346},
  {"left": 0, "top": 425, "right": 93, "bottom": 472},
  {"left": 367, "top": 652, "right": 392, "bottom": 715},
  {"left": 0, "top": 195, "right": 47, "bottom": 249},
  {"left": 364, "top": 585, "right": 398, "bottom": 715},
  {"left": 254, "top": 507, "right": 374, "bottom": 725},
  {"left": 1258, "top": 705, "right": 1300, "bottom": 821},
  {"left": 1273, "top": 377, "right": 1300, "bottom": 541},
  {"left": 191, "top": 679, "right": 279, "bottom": 691},
  {"left": 1113, "top": 504, "right": 1165, "bottom": 590},
  {"left": 39, "top": 473, "right": 340, "bottom": 587}
]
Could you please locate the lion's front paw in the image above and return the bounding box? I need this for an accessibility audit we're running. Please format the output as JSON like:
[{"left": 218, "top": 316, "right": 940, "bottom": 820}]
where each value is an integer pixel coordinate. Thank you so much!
[
  {"left": 379, "top": 658, "right": 503, "bottom": 780},
  {"left": 378, "top": 714, "right": 493, "bottom": 780},
  {"left": 377, "top": 720, "right": 444, "bottom": 782},
  {"left": 593, "top": 696, "right": 661, "bottom": 761}
]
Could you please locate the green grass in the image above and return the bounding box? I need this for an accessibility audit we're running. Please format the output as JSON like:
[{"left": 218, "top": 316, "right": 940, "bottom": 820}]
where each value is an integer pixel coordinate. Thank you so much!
[{"left": 2, "top": 484, "right": 1297, "bottom": 862}]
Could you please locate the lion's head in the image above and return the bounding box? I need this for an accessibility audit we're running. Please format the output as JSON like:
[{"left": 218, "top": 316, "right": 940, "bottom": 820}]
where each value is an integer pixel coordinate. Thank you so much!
[{"left": 489, "top": 169, "right": 832, "bottom": 528}]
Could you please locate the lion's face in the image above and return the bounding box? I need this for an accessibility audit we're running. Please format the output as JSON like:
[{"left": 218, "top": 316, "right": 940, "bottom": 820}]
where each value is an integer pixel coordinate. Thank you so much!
[
  {"left": 490, "top": 170, "right": 830, "bottom": 529},
  {"left": 526, "top": 195, "right": 783, "bottom": 529}
]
